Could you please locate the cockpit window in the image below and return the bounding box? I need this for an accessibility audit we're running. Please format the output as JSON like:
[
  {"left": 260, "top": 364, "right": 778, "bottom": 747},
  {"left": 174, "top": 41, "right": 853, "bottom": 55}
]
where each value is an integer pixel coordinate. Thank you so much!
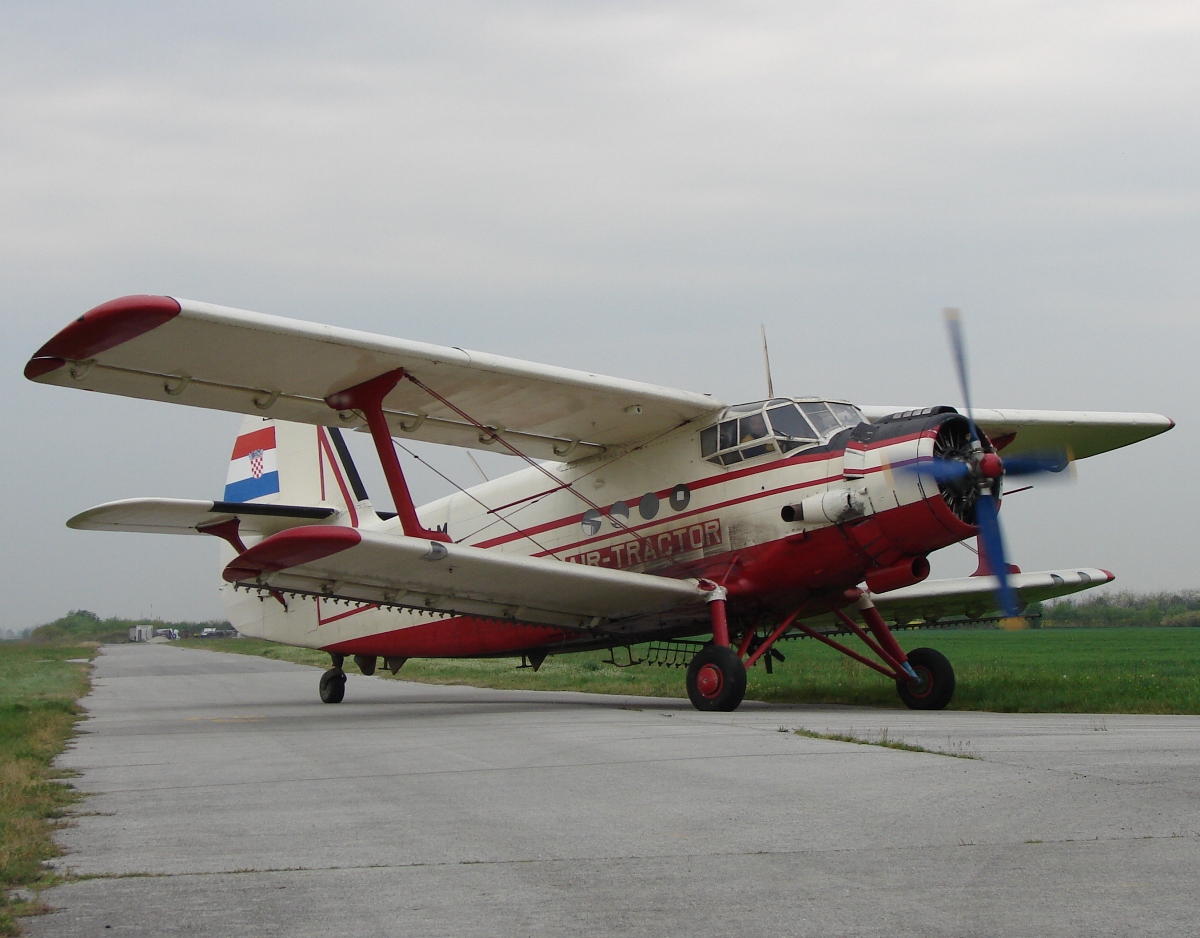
[
  {"left": 719, "top": 420, "right": 739, "bottom": 451},
  {"left": 766, "top": 404, "right": 816, "bottom": 443},
  {"left": 701, "top": 399, "right": 863, "bottom": 467},
  {"left": 827, "top": 402, "right": 863, "bottom": 428},
  {"left": 739, "top": 413, "right": 768, "bottom": 443},
  {"left": 798, "top": 402, "right": 841, "bottom": 437}
]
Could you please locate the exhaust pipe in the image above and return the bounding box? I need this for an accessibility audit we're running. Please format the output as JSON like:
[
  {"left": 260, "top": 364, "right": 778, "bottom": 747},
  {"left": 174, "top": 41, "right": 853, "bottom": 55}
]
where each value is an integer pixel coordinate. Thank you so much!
[
  {"left": 781, "top": 488, "right": 865, "bottom": 525},
  {"left": 864, "top": 556, "right": 931, "bottom": 594}
]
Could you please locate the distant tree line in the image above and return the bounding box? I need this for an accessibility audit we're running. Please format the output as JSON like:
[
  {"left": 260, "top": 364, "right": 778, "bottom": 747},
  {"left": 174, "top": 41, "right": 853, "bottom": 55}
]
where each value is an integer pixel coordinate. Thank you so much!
[
  {"left": 27, "top": 610, "right": 234, "bottom": 644},
  {"left": 1033, "top": 591, "right": 1200, "bottom": 628},
  {"left": 14, "top": 594, "right": 1200, "bottom": 643}
]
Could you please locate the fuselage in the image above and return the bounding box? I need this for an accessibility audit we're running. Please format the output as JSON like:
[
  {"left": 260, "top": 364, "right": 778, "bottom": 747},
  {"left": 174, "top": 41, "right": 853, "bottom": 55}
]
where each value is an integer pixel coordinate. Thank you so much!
[{"left": 223, "top": 401, "right": 978, "bottom": 658}]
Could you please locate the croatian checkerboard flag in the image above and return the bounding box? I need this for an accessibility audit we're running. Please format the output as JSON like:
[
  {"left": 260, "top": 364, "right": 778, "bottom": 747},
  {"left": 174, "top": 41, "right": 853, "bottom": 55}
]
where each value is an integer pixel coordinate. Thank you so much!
[{"left": 224, "top": 425, "right": 280, "bottom": 503}]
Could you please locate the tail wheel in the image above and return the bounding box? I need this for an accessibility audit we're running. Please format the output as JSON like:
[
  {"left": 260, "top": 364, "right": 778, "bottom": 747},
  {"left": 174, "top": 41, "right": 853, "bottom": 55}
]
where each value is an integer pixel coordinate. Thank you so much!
[
  {"left": 686, "top": 645, "right": 747, "bottom": 712},
  {"left": 319, "top": 668, "right": 346, "bottom": 704},
  {"left": 896, "top": 647, "right": 955, "bottom": 711}
]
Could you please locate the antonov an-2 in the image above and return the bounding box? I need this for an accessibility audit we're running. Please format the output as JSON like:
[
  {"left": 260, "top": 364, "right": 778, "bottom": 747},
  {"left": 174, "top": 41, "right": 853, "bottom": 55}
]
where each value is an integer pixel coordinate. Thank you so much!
[{"left": 25, "top": 296, "right": 1173, "bottom": 711}]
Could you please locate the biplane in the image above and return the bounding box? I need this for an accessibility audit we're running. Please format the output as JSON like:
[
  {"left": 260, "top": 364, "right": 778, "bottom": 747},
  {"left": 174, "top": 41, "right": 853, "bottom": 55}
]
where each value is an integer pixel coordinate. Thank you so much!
[{"left": 25, "top": 295, "right": 1173, "bottom": 710}]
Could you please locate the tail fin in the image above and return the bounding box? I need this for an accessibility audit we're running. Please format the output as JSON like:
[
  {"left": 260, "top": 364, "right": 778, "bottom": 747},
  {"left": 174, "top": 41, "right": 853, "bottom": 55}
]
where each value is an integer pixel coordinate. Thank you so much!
[{"left": 224, "top": 416, "right": 374, "bottom": 523}]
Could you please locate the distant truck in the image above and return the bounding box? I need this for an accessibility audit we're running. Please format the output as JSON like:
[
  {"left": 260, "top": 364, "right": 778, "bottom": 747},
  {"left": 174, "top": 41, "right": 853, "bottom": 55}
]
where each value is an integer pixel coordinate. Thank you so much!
[
  {"left": 155, "top": 628, "right": 180, "bottom": 640},
  {"left": 199, "top": 628, "right": 237, "bottom": 638}
]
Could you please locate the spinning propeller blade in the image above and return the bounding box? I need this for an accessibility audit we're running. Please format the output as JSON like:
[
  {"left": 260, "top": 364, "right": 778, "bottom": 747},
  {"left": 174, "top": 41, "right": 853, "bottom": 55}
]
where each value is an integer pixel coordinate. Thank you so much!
[
  {"left": 974, "top": 493, "right": 1020, "bottom": 618},
  {"left": 909, "top": 458, "right": 972, "bottom": 482},
  {"left": 941, "top": 308, "right": 1022, "bottom": 619},
  {"left": 1001, "top": 450, "right": 1074, "bottom": 477},
  {"left": 942, "top": 308, "right": 977, "bottom": 444}
]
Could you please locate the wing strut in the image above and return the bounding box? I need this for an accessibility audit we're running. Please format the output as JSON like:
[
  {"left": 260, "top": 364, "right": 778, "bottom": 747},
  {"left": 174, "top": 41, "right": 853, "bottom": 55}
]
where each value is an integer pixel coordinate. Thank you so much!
[{"left": 325, "top": 369, "right": 452, "bottom": 544}]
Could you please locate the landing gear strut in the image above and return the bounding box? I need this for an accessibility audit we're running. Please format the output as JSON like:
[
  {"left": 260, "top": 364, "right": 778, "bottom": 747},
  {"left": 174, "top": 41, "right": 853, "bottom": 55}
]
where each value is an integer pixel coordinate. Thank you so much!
[
  {"left": 320, "top": 653, "right": 346, "bottom": 704},
  {"left": 687, "top": 582, "right": 747, "bottom": 711}
]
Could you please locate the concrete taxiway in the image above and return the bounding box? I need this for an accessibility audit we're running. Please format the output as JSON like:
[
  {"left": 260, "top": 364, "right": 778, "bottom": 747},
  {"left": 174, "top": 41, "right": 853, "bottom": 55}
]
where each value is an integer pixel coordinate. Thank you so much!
[{"left": 26, "top": 643, "right": 1200, "bottom": 937}]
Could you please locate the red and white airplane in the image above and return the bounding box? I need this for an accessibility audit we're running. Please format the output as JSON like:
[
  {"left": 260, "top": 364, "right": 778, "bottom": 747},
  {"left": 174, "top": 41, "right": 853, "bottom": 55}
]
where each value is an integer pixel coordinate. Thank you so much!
[{"left": 26, "top": 296, "right": 1173, "bottom": 711}]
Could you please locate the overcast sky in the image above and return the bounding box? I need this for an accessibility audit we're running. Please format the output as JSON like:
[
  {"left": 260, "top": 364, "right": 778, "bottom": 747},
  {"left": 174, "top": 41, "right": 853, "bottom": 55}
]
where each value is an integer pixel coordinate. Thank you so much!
[{"left": 2, "top": 1, "right": 1195, "bottom": 630}]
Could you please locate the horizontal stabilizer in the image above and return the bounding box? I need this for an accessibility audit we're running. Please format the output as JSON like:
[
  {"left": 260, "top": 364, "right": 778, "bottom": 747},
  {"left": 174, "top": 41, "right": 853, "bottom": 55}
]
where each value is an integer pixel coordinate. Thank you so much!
[
  {"left": 222, "top": 526, "right": 709, "bottom": 630},
  {"left": 68, "top": 498, "right": 337, "bottom": 537},
  {"left": 870, "top": 567, "right": 1114, "bottom": 625}
]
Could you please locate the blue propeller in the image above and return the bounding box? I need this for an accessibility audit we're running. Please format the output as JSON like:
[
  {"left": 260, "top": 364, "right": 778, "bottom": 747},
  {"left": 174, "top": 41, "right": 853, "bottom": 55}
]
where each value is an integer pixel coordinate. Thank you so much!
[
  {"left": 941, "top": 308, "right": 1021, "bottom": 618},
  {"left": 941, "top": 308, "right": 1080, "bottom": 617},
  {"left": 893, "top": 311, "right": 1075, "bottom": 617}
]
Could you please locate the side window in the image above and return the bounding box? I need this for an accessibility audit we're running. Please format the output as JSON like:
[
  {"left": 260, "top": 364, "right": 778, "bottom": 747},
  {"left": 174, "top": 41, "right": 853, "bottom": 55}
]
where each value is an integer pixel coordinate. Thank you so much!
[
  {"left": 702, "top": 411, "right": 778, "bottom": 465},
  {"left": 738, "top": 413, "right": 768, "bottom": 443}
]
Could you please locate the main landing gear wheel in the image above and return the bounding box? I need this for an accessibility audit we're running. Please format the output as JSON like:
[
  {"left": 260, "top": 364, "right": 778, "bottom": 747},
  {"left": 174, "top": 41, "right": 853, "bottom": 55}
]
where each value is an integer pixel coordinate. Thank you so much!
[
  {"left": 896, "top": 647, "right": 955, "bottom": 711},
  {"left": 319, "top": 668, "right": 346, "bottom": 704},
  {"left": 687, "top": 645, "right": 747, "bottom": 712}
]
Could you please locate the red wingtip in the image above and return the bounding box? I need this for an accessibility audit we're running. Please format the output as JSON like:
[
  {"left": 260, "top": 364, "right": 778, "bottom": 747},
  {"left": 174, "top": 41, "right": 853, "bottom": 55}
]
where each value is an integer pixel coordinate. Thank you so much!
[
  {"left": 222, "top": 526, "right": 361, "bottom": 583},
  {"left": 24, "top": 357, "right": 67, "bottom": 380},
  {"left": 1100, "top": 569, "right": 1115, "bottom": 582},
  {"left": 26, "top": 295, "right": 181, "bottom": 376}
]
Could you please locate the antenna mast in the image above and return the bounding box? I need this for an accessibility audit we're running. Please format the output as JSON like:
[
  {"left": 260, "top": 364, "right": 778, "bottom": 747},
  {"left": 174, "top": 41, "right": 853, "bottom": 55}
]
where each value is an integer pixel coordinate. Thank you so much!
[{"left": 760, "top": 323, "right": 775, "bottom": 399}]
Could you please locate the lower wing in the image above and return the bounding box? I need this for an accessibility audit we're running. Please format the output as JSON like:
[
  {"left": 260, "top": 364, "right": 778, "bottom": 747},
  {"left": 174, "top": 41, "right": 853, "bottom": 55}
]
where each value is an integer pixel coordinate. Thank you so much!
[
  {"left": 222, "top": 526, "right": 710, "bottom": 630},
  {"left": 867, "top": 568, "right": 1111, "bottom": 627}
]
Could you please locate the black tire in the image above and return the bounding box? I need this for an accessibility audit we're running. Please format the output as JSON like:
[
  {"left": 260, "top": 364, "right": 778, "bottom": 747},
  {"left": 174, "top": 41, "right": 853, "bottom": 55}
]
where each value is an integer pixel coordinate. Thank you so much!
[
  {"left": 686, "top": 645, "right": 748, "bottom": 712},
  {"left": 319, "top": 668, "right": 346, "bottom": 704},
  {"left": 896, "top": 647, "right": 955, "bottom": 711},
  {"left": 353, "top": 655, "right": 377, "bottom": 676}
]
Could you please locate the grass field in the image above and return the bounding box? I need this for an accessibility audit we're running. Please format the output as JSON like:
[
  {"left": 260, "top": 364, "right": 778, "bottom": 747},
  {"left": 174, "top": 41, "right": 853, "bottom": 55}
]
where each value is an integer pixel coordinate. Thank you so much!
[
  {"left": 182, "top": 626, "right": 1200, "bottom": 714},
  {"left": 0, "top": 642, "right": 93, "bottom": 936}
]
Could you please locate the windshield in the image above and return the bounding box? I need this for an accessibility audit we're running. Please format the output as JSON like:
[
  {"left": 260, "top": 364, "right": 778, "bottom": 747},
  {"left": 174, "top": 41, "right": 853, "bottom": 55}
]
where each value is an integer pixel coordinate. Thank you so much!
[{"left": 700, "top": 399, "right": 863, "bottom": 466}]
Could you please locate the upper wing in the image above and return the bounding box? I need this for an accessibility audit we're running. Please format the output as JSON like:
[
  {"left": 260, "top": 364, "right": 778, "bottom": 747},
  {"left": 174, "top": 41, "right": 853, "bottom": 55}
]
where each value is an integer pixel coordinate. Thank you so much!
[
  {"left": 870, "top": 568, "right": 1112, "bottom": 625},
  {"left": 68, "top": 497, "right": 339, "bottom": 537},
  {"left": 860, "top": 405, "right": 1172, "bottom": 459},
  {"left": 223, "top": 525, "right": 709, "bottom": 630},
  {"left": 25, "top": 295, "right": 725, "bottom": 462}
]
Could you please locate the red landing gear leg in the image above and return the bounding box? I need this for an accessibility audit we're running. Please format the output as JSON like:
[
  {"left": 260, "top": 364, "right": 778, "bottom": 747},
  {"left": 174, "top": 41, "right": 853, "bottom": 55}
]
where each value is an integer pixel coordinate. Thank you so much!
[
  {"left": 702, "top": 582, "right": 731, "bottom": 647},
  {"left": 833, "top": 591, "right": 955, "bottom": 711},
  {"left": 788, "top": 590, "right": 956, "bottom": 710},
  {"left": 855, "top": 593, "right": 919, "bottom": 683},
  {"left": 686, "top": 582, "right": 747, "bottom": 712},
  {"left": 325, "top": 369, "right": 450, "bottom": 543}
]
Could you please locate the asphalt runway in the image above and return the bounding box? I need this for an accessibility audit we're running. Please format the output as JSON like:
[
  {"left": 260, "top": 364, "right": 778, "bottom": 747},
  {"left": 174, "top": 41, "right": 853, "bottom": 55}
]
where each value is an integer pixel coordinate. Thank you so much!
[{"left": 27, "top": 643, "right": 1200, "bottom": 937}]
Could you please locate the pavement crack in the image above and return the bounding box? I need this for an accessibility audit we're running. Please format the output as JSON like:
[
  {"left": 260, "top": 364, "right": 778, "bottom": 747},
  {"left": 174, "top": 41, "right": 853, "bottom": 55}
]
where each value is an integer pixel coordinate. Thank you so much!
[{"left": 54, "top": 829, "right": 1200, "bottom": 883}]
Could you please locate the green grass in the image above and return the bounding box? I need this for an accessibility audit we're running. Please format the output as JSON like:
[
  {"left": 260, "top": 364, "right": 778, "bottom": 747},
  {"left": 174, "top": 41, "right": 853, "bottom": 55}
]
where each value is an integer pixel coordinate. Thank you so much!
[
  {"left": 183, "top": 626, "right": 1200, "bottom": 714},
  {"left": 791, "top": 726, "right": 980, "bottom": 758},
  {"left": 0, "top": 642, "right": 94, "bottom": 935}
]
